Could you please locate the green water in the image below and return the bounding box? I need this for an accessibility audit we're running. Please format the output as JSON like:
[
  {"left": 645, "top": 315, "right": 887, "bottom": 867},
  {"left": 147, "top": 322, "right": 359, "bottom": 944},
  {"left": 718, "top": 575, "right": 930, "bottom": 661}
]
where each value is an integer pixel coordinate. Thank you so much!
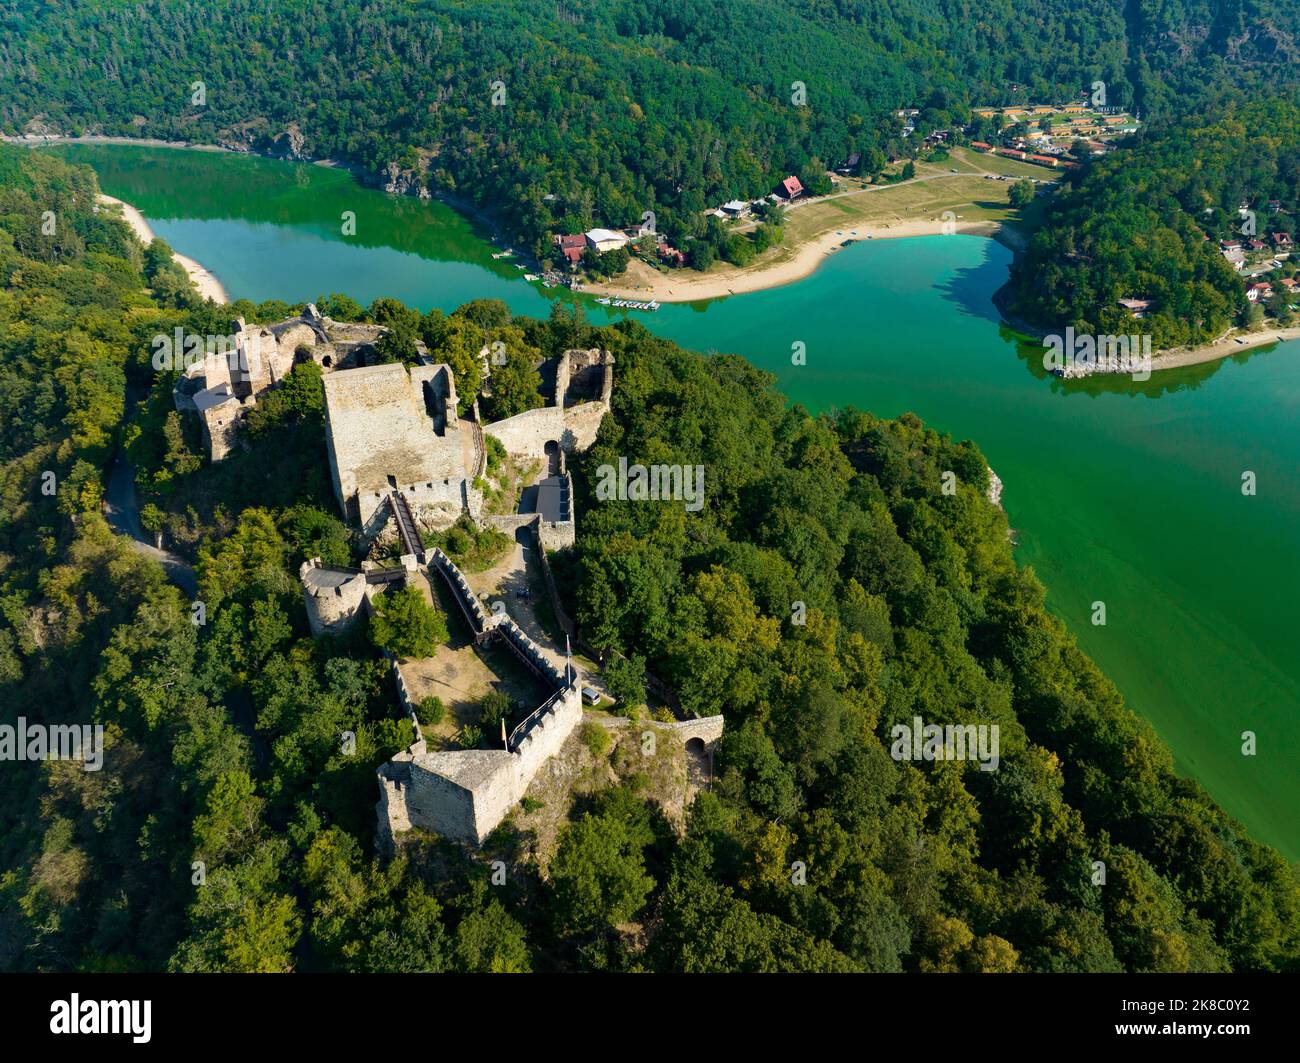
[{"left": 54, "top": 145, "right": 1300, "bottom": 860}]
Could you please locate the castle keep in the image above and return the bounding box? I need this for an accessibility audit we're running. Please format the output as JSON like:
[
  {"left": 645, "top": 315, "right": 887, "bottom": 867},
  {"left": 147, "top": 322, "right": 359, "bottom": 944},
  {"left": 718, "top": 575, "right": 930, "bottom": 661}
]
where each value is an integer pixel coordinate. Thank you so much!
[
  {"left": 290, "top": 330, "right": 720, "bottom": 848},
  {"left": 322, "top": 361, "right": 480, "bottom": 537}
]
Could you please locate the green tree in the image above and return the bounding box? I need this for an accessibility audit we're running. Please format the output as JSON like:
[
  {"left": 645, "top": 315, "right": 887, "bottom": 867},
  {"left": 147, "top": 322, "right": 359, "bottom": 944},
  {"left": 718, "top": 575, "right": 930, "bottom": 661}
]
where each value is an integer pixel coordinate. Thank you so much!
[
  {"left": 369, "top": 585, "right": 448, "bottom": 659},
  {"left": 550, "top": 812, "right": 655, "bottom": 935}
]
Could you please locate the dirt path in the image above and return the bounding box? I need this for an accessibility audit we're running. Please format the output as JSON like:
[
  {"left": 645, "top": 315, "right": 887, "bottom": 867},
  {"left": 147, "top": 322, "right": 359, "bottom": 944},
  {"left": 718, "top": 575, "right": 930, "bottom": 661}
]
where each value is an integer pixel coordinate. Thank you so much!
[{"left": 103, "top": 453, "right": 198, "bottom": 597}]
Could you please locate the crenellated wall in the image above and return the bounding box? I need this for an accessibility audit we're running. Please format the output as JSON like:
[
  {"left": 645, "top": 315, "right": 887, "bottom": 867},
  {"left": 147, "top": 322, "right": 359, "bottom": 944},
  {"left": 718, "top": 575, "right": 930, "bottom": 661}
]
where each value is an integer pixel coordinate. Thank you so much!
[{"left": 375, "top": 549, "right": 584, "bottom": 848}]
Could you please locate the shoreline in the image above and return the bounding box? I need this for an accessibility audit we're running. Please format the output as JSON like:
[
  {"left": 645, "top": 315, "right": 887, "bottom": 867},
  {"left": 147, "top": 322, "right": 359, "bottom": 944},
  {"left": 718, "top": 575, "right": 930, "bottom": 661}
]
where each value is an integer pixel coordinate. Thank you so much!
[
  {"left": 25, "top": 134, "right": 1297, "bottom": 373},
  {"left": 1147, "top": 326, "right": 1300, "bottom": 370},
  {"left": 98, "top": 194, "right": 229, "bottom": 303},
  {"left": 993, "top": 282, "right": 1300, "bottom": 373},
  {"left": 584, "top": 219, "right": 1013, "bottom": 304}
]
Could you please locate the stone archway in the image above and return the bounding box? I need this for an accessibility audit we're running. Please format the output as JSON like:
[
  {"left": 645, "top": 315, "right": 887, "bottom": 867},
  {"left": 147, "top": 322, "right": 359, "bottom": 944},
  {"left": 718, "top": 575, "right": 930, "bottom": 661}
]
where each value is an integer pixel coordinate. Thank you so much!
[{"left": 544, "top": 439, "right": 560, "bottom": 476}]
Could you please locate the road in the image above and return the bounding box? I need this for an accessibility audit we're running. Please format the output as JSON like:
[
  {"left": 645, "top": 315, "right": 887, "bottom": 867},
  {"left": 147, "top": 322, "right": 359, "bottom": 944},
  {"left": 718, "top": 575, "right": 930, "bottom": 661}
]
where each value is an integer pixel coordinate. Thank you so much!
[{"left": 103, "top": 452, "right": 199, "bottom": 599}]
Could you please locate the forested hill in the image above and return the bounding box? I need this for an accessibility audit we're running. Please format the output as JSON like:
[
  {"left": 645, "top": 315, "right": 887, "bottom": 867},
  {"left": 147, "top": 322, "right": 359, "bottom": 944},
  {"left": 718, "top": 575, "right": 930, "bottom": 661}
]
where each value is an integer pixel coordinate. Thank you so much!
[
  {"left": 2, "top": 147, "right": 1298, "bottom": 973},
  {"left": 2, "top": 0, "right": 1299, "bottom": 253},
  {"left": 1011, "top": 94, "right": 1300, "bottom": 347}
]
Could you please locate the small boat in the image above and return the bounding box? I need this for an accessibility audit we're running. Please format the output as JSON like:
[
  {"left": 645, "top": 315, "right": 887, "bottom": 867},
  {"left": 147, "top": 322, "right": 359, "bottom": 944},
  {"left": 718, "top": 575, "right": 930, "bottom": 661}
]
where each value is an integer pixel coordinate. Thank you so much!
[{"left": 596, "top": 297, "right": 611, "bottom": 305}]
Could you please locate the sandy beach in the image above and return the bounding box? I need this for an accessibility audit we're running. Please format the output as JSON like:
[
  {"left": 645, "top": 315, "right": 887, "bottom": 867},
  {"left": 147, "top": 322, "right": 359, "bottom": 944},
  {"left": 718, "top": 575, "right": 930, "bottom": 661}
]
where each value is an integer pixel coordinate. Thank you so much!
[
  {"left": 1147, "top": 327, "right": 1300, "bottom": 370},
  {"left": 98, "top": 194, "right": 229, "bottom": 303},
  {"left": 584, "top": 218, "right": 1012, "bottom": 304}
]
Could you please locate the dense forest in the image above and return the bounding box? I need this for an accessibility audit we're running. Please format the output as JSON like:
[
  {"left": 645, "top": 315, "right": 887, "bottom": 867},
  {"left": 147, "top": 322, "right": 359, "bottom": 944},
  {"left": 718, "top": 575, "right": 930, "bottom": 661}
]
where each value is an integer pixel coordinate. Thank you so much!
[
  {"left": 1, "top": 147, "right": 1298, "bottom": 972},
  {"left": 1012, "top": 94, "right": 1300, "bottom": 347},
  {"left": 2, "top": 0, "right": 1299, "bottom": 257}
]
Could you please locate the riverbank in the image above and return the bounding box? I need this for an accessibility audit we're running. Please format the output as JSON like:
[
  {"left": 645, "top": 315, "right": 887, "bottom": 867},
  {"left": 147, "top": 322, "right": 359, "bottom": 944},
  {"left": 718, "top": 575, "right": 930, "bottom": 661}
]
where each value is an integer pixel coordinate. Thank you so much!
[
  {"left": 584, "top": 219, "right": 1012, "bottom": 304},
  {"left": 993, "top": 280, "right": 1300, "bottom": 374},
  {"left": 99, "top": 194, "right": 229, "bottom": 303},
  {"left": 1151, "top": 326, "right": 1300, "bottom": 369}
]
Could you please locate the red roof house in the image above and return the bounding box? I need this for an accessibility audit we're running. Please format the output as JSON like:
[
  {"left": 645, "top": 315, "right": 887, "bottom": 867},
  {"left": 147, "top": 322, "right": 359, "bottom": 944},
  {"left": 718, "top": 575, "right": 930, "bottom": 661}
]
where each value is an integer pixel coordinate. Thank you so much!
[
  {"left": 553, "top": 233, "right": 586, "bottom": 266},
  {"left": 778, "top": 175, "right": 804, "bottom": 199}
]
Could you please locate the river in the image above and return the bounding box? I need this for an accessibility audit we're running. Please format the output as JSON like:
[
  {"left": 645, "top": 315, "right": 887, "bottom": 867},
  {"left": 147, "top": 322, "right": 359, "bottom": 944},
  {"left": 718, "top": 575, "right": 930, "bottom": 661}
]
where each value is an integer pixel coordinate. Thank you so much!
[{"left": 51, "top": 143, "right": 1300, "bottom": 861}]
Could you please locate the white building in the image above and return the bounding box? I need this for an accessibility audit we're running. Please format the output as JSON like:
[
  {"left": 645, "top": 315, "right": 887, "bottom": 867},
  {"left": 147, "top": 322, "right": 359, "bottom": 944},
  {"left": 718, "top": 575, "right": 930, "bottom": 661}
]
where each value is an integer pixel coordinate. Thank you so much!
[{"left": 585, "top": 228, "right": 628, "bottom": 253}]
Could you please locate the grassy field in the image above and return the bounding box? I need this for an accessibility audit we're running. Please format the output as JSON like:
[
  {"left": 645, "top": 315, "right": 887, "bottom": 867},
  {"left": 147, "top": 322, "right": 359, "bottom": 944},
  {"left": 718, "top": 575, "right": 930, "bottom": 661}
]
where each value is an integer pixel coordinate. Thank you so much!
[
  {"left": 598, "top": 147, "right": 1057, "bottom": 295},
  {"left": 742, "top": 149, "right": 1054, "bottom": 261}
]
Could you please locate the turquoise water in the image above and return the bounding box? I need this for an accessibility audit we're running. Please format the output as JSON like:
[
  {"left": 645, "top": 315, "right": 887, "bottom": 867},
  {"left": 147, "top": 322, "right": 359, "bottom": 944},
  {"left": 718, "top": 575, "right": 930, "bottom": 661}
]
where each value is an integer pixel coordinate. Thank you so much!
[{"left": 56, "top": 145, "right": 1300, "bottom": 859}]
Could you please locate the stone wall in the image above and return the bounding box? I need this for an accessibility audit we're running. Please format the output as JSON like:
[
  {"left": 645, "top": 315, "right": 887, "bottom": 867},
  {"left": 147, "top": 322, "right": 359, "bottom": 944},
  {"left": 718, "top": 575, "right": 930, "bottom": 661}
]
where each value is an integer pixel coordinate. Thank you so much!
[
  {"left": 376, "top": 548, "right": 585, "bottom": 848},
  {"left": 512, "top": 685, "right": 583, "bottom": 784},
  {"left": 483, "top": 397, "right": 607, "bottom": 462},
  {"left": 659, "top": 715, "right": 726, "bottom": 749},
  {"left": 426, "top": 546, "right": 489, "bottom": 637},
  {"left": 299, "top": 557, "right": 369, "bottom": 637}
]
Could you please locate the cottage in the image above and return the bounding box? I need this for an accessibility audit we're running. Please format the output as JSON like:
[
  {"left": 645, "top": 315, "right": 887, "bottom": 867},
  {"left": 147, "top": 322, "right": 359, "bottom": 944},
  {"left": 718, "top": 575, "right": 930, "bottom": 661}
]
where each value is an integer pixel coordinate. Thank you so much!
[
  {"left": 777, "top": 175, "right": 804, "bottom": 199},
  {"left": 1118, "top": 297, "right": 1153, "bottom": 319},
  {"left": 658, "top": 243, "right": 686, "bottom": 267},
  {"left": 1272, "top": 232, "right": 1292, "bottom": 249},
  {"left": 1247, "top": 282, "right": 1274, "bottom": 302},
  {"left": 720, "top": 199, "right": 750, "bottom": 218},
  {"left": 553, "top": 233, "right": 586, "bottom": 266}
]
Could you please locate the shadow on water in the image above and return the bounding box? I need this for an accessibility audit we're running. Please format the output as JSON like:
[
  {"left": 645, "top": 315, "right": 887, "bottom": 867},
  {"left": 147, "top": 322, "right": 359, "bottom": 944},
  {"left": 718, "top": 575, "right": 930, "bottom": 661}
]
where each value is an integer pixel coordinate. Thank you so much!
[
  {"left": 998, "top": 324, "right": 1288, "bottom": 399},
  {"left": 935, "top": 237, "right": 1016, "bottom": 326}
]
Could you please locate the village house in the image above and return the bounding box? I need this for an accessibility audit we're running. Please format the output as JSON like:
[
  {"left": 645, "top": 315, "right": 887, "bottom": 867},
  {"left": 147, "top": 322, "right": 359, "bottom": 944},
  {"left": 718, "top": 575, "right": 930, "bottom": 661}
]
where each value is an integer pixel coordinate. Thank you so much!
[
  {"left": 1118, "top": 297, "right": 1153, "bottom": 319},
  {"left": 777, "top": 175, "right": 804, "bottom": 199},
  {"left": 553, "top": 233, "right": 585, "bottom": 266},
  {"left": 1248, "top": 282, "right": 1274, "bottom": 302},
  {"left": 658, "top": 242, "right": 686, "bottom": 267},
  {"left": 1272, "top": 232, "right": 1292, "bottom": 249}
]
